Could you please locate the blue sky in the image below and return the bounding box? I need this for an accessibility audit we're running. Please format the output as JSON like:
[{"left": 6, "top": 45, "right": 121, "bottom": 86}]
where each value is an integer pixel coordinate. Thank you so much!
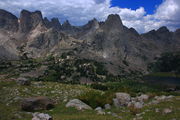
[
  {"left": 111, "top": 0, "right": 163, "bottom": 14},
  {"left": 0, "top": 0, "right": 179, "bottom": 33}
]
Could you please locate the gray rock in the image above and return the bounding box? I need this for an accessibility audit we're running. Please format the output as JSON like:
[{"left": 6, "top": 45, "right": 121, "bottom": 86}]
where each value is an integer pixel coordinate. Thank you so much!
[
  {"left": 104, "top": 104, "right": 111, "bottom": 110},
  {"left": 17, "top": 77, "right": 31, "bottom": 86},
  {"left": 128, "top": 102, "right": 143, "bottom": 109},
  {"left": 163, "top": 108, "right": 172, "bottom": 114},
  {"left": 155, "top": 95, "right": 166, "bottom": 101},
  {"left": 95, "top": 107, "right": 105, "bottom": 115},
  {"left": 115, "top": 92, "right": 131, "bottom": 106},
  {"left": 155, "top": 95, "right": 174, "bottom": 102},
  {"left": 155, "top": 108, "right": 159, "bottom": 113},
  {"left": 134, "top": 102, "right": 143, "bottom": 109},
  {"left": 66, "top": 99, "right": 92, "bottom": 110},
  {"left": 32, "top": 113, "right": 52, "bottom": 120},
  {"left": 95, "top": 107, "right": 102, "bottom": 111},
  {"left": 97, "top": 110, "right": 106, "bottom": 115},
  {"left": 21, "top": 96, "right": 54, "bottom": 111},
  {"left": 113, "top": 98, "right": 120, "bottom": 108},
  {"left": 137, "top": 94, "right": 149, "bottom": 102}
]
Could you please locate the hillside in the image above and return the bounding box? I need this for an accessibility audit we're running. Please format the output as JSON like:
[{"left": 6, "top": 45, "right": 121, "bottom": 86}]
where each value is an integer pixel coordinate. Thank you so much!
[{"left": 0, "top": 9, "right": 180, "bottom": 74}]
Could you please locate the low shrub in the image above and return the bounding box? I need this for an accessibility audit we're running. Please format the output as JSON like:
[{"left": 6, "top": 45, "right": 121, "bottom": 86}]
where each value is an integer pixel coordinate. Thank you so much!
[
  {"left": 90, "top": 84, "right": 108, "bottom": 91},
  {"left": 78, "top": 91, "right": 114, "bottom": 109},
  {"left": 128, "top": 105, "right": 141, "bottom": 115}
]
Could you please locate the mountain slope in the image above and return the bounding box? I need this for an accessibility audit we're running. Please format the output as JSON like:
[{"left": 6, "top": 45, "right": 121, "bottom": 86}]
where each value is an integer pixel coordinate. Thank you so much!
[{"left": 0, "top": 9, "right": 179, "bottom": 73}]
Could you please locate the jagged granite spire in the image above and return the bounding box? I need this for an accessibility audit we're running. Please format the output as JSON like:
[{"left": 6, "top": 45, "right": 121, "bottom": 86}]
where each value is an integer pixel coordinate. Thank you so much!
[
  {"left": 103, "top": 14, "right": 123, "bottom": 31},
  {"left": 19, "top": 10, "right": 43, "bottom": 32},
  {"left": 0, "top": 9, "right": 18, "bottom": 31},
  {"left": 50, "top": 18, "right": 62, "bottom": 30}
]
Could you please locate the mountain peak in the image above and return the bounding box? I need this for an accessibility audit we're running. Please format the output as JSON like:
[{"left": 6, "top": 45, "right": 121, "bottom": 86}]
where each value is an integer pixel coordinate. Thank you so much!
[
  {"left": 63, "top": 20, "right": 71, "bottom": 26},
  {"left": 0, "top": 9, "right": 18, "bottom": 31},
  {"left": 157, "top": 26, "right": 169, "bottom": 33},
  {"left": 106, "top": 14, "right": 122, "bottom": 24},
  {"left": 50, "top": 18, "right": 62, "bottom": 30},
  {"left": 19, "top": 10, "right": 43, "bottom": 32},
  {"left": 103, "top": 14, "right": 123, "bottom": 31},
  {"left": 62, "top": 20, "right": 72, "bottom": 30}
]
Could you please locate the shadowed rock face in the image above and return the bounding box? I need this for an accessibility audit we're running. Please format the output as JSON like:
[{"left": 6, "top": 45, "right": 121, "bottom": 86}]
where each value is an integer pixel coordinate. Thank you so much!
[
  {"left": 0, "top": 46, "right": 18, "bottom": 60},
  {"left": 43, "top": 17, "right": 62, "bottom": 30},
  {"left": 21, "top": 96, "right": 54, "bottom": 111},
  {"left": 103, "top": 14, "right": 123, "bottom": 32},
  {"left": 0, "top": 9, "right": 18, "bottom": 31},
  {"left": 50, "top": 18, "right": 62, "bottom": 30},
  {"left": 19, "top": 10, "right": 43, "bottom": 32},
  {"left": 0, "top": 9, "right": 179, "bottom": 72}
]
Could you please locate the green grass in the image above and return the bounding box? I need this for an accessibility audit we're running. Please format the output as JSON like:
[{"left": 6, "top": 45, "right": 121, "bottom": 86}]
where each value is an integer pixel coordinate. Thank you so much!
[
  {"left": 140, "top": 97, "right": 180, "bottom": 120},
  {"left": 0, "top": 81, "right": 180, "bottom": 120},
  {"left": 47, "top": 104, "right": 119, "bottom": 120}
]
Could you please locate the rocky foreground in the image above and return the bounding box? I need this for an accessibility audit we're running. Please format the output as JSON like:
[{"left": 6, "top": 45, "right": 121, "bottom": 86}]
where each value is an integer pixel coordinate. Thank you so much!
[{"left": 0, "top": 79, "right": 179, "bottom": 120}]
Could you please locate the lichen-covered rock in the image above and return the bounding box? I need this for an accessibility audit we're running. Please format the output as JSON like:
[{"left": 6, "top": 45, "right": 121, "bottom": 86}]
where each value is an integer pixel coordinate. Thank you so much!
[
  {"left": 163, "top": 108, "right": 172, "bottom": 114},
  {"left": 128, "top": 102, "right": 143, "bottom": 109},
  {"left": 95, "top": 107, "right": 102, "bottom": 111},
  {"left": 137, "top": 94, "right": 149, "bottom": 102},
  {"left": 66, "top": 99, "right": 92, "bottom": 110},
  {"left": 32, "top": 113, "right": 53, "bottom": 120},
  {"left": 95, "top": 107, "right": 105, "bottom": 115},
  {"left": 104, "top": 104, "right": 111, "bottom": 110},
  {"left": 113, "top": 98, "right": 121, "bottom": 108},
  {"left": 115, "top": 92, "right": 131, "bottom": 106},
  {"left": 21, "top": 96, "right": 54, "bottom": 111},
  {"left": 134, "top": 102, "right": 143, "bottom": 109}
]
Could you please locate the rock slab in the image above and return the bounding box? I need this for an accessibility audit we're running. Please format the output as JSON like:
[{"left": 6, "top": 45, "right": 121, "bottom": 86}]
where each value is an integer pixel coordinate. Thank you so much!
[{"left": 66, "top": 99, "right": 92, "bottom": 110}]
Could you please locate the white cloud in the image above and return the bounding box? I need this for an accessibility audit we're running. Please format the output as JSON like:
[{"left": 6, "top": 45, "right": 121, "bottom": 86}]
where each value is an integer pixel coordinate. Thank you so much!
[{"left": 0, "top": 0, "right": 180, "bottom": 33}]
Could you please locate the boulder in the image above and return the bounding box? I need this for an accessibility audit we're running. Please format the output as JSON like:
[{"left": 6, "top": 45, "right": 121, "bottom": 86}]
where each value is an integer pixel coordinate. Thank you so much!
[
  {"left": 32, "top": 113, "right": 53, "bottom": 120},
  {"left": 66, "top": 99, "right": 92, "bottom": 110},
  {"left": 95, "top": 107, "right": 105, "bottom": 115},
  {"left": 113, "top": 98, "right": 120, "bottom": 108},
  {"left": 163, "top": 108, "right": 172, "bottom": 114},
  {"left": 155, "top": 95, "right": 166, "bottom": 101},
  {"left": 115, "top": 92, "right": 131, "bottom": 106},
  {"left": 17, "top": 77, "right": 31, "bottom": 86},
  {"left": 95, "top": 107, "right": 102, "bottom": 111},
  {"left": 21, "top": 96, "right": 54, "bottom": 111},
  {"left": 128, "top": 102, "right": 143, "bottom": 109},
  {"left": 155, "top": 95, "right": 174, "bottom": 102},
  {"left": 134, "top": 102, "right": 143, "bottom": 109},
  {"left": 137, "top": 94, "right": 149, "bottom": 102},
  {"left": 104, "top": 104, "right": 111, "bottom": 110}
]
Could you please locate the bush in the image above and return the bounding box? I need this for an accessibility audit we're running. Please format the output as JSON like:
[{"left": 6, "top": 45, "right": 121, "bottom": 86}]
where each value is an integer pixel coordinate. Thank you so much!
[
  {"left": 78, "top": 91, "right": 114, "bottom": 108},
  {"left": 90, "top": 84, "right": 108, "bottom": 91},
  {"left": 128, "top": 105, "right": 141, "bottom": 115},
  {"left": 148, "top": 52, "right": 180, "bottom": 73}
]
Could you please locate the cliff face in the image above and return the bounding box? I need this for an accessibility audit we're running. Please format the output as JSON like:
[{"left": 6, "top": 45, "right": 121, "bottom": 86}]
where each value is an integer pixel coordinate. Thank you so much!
[
  {"left": 0, "top": 9, "right": 19, "bottom": 32},
  {"left": 0, "top": 9, "right": 179, "bottom": 73}
]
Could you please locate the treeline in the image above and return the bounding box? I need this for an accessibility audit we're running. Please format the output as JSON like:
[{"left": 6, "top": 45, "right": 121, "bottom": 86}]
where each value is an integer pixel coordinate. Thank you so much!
[{"left": 148, "top": 52, "right": 180, "bottom": 74}]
